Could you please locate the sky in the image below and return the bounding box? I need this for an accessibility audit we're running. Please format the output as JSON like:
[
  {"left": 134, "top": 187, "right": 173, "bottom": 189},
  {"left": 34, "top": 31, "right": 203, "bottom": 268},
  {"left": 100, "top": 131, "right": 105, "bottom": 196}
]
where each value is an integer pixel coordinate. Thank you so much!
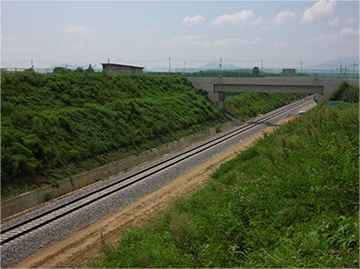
[{"left": 1, "top": 0, "right": 359, "bottom": 71}]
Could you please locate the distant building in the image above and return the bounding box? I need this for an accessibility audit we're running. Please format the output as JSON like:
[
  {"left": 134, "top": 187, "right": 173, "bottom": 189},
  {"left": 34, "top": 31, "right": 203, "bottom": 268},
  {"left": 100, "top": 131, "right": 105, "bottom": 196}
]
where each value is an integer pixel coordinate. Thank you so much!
[
  {"left": 282, "top": 68, "right": 296, "bottom": 75},
  {"left": 101, "top": 63, "right": 144, "bottom": 74}
]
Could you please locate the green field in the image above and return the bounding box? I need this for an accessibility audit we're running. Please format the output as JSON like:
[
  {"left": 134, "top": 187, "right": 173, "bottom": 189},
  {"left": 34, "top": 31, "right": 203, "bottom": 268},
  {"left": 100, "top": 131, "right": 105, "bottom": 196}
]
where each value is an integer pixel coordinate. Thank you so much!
[{"left": 90, "top": 82, "right": 359, "bottom": 268}]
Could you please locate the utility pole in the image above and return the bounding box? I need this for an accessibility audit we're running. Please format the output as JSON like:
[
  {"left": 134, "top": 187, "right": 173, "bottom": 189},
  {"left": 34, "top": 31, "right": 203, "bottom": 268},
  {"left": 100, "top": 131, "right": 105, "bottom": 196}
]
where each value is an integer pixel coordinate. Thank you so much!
[
  {"left": 169, "top": 57, "right": 171, "bottom": 73},
  {"left": 219, "top": 58, "right": 222, "bottom": 71},
  {"left": 300, "top": 60, "right": 303, "bottom": 73},
  {"left": 351, "top": 61, "right": 358, "bottom": 77},
  {"left": 184, "top": 62, "right": 186, "bottom": 73},
  {"left": 340, "top": 62, "right": 342, "bottom": 77},
  {"left": 31, "top": 59, "right": 34, "bottom": 69},
  {"left": 261, "top": 59, "right": 263, "bottom": 72},
  {"left": 107, "top": 57, "right": 110, "bottom": 63}
]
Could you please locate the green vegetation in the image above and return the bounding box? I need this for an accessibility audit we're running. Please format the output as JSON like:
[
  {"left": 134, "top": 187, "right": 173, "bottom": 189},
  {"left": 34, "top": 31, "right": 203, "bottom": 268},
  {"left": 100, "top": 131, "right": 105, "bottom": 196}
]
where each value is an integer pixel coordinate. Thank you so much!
[
  {"left": 328, "top": 81, "right": 359, "bottom": 103},
  {"left": 1, "top": 72, "right": 228, "bottom": 198},
  {"left": 90, "top": 83, "right": 359, "bottom": 268},
  {"left": 225, "top": 92, "right": 305, "bottom": 120},
  {"left": 1, "top": 72, "right": 305, "bottom": 200}
]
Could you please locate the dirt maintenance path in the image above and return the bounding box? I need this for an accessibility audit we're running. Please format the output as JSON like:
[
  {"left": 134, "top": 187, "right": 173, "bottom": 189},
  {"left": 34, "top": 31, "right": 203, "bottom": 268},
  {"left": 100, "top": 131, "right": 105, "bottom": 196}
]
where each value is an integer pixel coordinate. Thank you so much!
[{"left": 13, "top": 103, "right": 315, "bottom": 268}]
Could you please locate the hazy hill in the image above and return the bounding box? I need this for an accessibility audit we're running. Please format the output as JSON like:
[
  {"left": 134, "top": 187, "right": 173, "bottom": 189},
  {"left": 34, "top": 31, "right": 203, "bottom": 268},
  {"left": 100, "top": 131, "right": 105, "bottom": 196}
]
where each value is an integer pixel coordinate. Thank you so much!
[
  {"left": 198, "top": 61, "right": 239, "bottom": 70},
  {"left": 309, "top": 56, "right": 359, "bottom": 70}
]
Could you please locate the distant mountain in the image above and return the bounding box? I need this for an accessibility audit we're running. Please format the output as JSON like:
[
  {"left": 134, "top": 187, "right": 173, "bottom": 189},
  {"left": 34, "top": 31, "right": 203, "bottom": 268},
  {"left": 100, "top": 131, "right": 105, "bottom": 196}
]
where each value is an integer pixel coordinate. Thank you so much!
[
  {"left": 148, "top": 61, "right": 242, "bottom": 72},
  {"left": 199, "top": 61, "right": 240, "bottom": 70},
  {"left": 148, "top": 66, "right": 169, "bottom": 72},
  {"left": 49, "top": 63, "right": 83, "bottom": 70},
  {"left": 48, "top": 63, "right": 102, "bottom": 72},
  {"left": 310, "top": 56, "right": 359, "bottom": 70}
]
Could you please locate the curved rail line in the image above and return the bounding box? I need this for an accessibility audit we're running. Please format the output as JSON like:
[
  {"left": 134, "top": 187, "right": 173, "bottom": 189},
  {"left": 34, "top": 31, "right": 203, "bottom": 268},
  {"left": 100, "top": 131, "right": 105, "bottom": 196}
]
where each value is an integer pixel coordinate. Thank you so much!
[{"left": 0, "top": 98, "right": 309, "bottom": 246}]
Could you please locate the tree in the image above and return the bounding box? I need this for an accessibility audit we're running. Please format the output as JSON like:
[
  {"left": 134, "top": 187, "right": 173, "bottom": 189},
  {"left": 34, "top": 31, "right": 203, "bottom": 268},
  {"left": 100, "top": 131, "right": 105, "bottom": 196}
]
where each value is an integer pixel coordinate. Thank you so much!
[
  {"left": 252, "top": 66, "right": 260, "bottom": 75},
  {"left": 85, "top": 64, "right": 94, "bottom": 73},
  {"left": 75, "top": 67, "right": 84, "bottom": 73},
  {"left": 53, "top": 67, "right": 70, "bottom": 74}
]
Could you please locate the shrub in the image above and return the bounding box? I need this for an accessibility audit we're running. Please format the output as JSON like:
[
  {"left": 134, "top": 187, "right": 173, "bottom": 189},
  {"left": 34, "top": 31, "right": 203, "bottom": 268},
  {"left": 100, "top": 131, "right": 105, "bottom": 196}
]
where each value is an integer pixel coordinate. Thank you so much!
[{"left": 328, "top": 81, "right": 359, "bottom": 103}]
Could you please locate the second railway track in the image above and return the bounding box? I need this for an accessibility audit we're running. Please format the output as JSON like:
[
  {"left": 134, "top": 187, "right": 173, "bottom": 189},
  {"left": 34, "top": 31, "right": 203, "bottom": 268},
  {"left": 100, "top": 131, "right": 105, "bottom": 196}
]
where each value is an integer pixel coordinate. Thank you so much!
[{"left": 1, "top": 97, "right": 314, "bottom": 267}]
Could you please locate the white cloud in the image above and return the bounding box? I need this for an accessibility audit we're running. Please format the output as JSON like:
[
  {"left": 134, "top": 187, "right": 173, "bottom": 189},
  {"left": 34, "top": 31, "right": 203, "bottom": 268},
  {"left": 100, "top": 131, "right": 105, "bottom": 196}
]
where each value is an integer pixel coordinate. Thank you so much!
[
  {"left": 253, "top": 17, "right": 264, "bottom": 26},
  {"left": 90, "top": 44, "right": 106, "bottom": 50},
  {"left": 62, "top": 25, "right": 96, "bottom": 37},
  {"left": 2, "top": 46, "right": 15, "bottom": 52},
  {"left": 302, "top": 27, "right": 359, "bottom": 46},
  {"left": 328, "top": 17, "right": 340, "bottom": 26},
  {"left": 161, "top": 35, "right": 207, "bottom": 47},
  {"left": 18, "top": 46, "right": 39, "bottom": 52},
  {"left": 212, "top": 10, "right": 262, "bottom": 26},
  {"left": 271, "top": 41, "right": 290, "bottom": 47},
  {"left": 1, "top": 35, "right": 13, "bottom": 41},
  {"left": 346, "top": 17, "right": 358, "bottom": 24},
  {"left": 339, "top": 28, "right": 360, "bottom": 39},
  {"left": 214, "top": 37, "right": 262, "bottom": 46},
  {"left": 63, "top": 25, "right": 86, "bottom": 34},
  {"left": 182, "top": 15, "right": 205, "bottom": 26},
  {"left": 144, "top": 28, "right": 157, "bottom": 34},
  {"left": 144, "top": 21, "right": 160, "bottom": 34},
  {"left": 58, "top": 43, "right": 84, "bottom": 50},
  {"left": 301, "top": 0, "right": 339, "bottom": 26},
  {"left": 137, "top": 40, "right": 153, "bottom": 48},
  {"left": 273, "top": 10, "right": 296, "bottom": 24}
]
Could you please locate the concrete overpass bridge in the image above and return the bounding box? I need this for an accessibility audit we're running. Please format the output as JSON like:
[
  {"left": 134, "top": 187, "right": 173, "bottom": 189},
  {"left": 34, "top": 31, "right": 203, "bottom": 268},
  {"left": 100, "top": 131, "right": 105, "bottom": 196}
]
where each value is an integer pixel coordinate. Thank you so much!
[{"left": 187, "top": 76, "right": 359, "bottom": 109}]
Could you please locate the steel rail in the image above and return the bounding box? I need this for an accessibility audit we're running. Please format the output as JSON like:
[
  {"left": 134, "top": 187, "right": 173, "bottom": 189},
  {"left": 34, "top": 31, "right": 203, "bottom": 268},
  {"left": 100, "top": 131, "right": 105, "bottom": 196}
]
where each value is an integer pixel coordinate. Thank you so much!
[{"left": 0, "top": 98, "right": 308, "bottom": 245}]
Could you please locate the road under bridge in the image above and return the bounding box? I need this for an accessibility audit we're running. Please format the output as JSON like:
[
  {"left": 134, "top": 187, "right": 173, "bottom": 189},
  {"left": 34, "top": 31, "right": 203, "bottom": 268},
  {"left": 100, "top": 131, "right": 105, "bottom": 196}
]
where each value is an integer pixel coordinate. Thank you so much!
[{"left": 187, "top": 76, "right": 359, "bottom": 109}]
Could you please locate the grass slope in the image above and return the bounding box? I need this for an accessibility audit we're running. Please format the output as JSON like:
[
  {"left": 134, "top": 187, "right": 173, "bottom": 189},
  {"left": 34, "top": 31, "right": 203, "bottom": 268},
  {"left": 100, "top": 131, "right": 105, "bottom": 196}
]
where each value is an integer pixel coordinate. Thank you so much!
[
  {"left": 90, "top": 84, "right": 359, "bottom": 268},
  {"left": 225, "top": 92, "right": 305, "bottom": 120},
  {"left": 1, "top": 72, "right": 227, "bottom": 198}
]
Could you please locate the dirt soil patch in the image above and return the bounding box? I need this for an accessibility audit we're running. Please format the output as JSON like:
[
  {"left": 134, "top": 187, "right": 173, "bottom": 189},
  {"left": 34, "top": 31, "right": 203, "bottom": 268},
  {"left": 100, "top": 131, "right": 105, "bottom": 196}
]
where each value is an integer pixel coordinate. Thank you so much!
[{"left": 12, "top": 104, "right": 315, "bottom": 268}]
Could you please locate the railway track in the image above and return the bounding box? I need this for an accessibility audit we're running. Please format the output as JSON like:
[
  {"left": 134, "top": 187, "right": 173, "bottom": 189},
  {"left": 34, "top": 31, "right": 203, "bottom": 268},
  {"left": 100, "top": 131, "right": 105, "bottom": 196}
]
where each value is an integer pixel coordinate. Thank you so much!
[{"left": 1, "top": 97, "right": 313, "bottom": 266}]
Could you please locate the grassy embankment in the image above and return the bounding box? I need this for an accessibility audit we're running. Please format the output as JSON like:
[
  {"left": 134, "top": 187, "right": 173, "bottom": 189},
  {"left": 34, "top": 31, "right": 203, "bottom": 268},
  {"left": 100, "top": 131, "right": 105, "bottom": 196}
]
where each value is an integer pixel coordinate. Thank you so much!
[
  {"left": 1, "top": 72, "right": 303, "bottom": 200},
  {"left": 1, "top": 72, "right": 226, "bottom": 199},
  {"left": 224, "top": 91, "right": 306, "bottom": 120},
  {"left": 90, "top": 82, "right": 359, "bottom": 268}
]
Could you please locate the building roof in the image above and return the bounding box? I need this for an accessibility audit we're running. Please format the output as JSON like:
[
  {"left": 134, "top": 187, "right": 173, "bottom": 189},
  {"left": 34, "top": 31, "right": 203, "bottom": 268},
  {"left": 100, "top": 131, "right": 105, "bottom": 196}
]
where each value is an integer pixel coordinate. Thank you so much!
[{"left": 101, "top": 62, "right": 145, "bottom": 69}]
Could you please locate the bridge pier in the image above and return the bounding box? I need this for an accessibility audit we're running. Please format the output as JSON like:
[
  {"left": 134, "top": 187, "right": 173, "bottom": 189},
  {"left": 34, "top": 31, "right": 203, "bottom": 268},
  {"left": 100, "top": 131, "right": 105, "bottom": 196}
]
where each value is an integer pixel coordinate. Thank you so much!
[
  {"left": 207, "top": 91, "right": 225, "bottom": 110},
  {"left": 217, "top": 92, "right": 225, "bottom": 110}
]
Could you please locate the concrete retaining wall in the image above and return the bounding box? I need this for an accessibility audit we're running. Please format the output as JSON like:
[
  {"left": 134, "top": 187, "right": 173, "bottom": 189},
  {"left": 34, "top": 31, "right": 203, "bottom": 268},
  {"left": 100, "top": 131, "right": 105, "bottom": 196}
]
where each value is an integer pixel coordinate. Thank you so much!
[{"left": 1, "top": 121, "right": 239, "bottom": 220}]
